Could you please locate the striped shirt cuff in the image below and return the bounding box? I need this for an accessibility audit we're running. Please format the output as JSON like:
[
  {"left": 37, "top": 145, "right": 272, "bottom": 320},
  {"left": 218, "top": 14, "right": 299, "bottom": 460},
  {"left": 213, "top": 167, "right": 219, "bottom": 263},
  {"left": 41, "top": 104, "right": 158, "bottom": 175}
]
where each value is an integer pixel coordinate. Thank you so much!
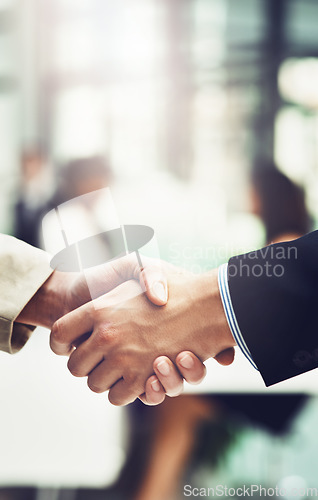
[{"left": 218, "top": 263, "right": 258, "bottom": 370}]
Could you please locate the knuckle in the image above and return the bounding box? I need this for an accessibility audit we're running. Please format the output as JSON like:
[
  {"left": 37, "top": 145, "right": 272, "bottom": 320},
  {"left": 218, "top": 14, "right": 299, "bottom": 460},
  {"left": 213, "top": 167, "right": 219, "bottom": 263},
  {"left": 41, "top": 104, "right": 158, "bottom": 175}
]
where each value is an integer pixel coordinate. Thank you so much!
[
  {"left": 108, "top": 391, "right": 124, "bottom": 406},
  {"left": 94, "top": 325, "right": 114, "bottom": 348},
  {"left": 51, "top": 320, "right": 65, "bottom": 344},
  {"left": 87, "top": 378, "right": 104, "bottom": 394},
  {"left": 67, "top": 357, "right": 84, "bottom": 378},
  {"left": 68, "top": 367, "right": 83, "bottom": 378},
  {"left": 49, "top": 337, "right": 61, "bottom": 356},
  {"left": 108, "top": 381, "right": 140, "bottom": 406}
]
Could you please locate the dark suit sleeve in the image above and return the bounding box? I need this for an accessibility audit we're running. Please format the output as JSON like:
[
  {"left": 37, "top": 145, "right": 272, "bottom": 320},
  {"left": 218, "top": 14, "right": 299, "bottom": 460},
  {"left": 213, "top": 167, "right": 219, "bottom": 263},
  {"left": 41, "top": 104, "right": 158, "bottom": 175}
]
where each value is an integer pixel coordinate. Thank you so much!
[{"left": 228, "top": 231, "right": 318, "bottom": 386}]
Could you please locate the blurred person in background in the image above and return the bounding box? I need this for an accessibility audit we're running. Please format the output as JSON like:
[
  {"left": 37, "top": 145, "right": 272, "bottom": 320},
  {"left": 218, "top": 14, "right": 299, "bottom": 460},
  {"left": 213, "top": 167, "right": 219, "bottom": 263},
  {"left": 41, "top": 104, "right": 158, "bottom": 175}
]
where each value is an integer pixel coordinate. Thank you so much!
[
  {"left": 27, "top": 154, "right": 116, "bottom": 265},
  {"left": 15, "top": 154, "right": 114, "bottom": 251},
  {"left": 250, "top": 162, "right": 312, "bottom": 244},
  {"left": 41, "top": 155, "right": 114, "bottom": 249},
  {"left": 49, "top": 155, "right": 113, "bottom": 208},
  {"left": 14, "top": 147, "right": 53, "bottom": 248},
  {"left": 127, "top": 162, "right": 311, "bottom": 500}
]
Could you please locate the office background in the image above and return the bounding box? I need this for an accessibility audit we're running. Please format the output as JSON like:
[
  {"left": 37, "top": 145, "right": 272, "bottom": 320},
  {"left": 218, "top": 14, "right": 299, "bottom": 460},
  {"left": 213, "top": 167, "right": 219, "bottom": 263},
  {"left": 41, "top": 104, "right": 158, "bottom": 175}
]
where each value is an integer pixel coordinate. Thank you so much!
[{"left": 0, "top": 1, "right": 318, "bottom": 499}]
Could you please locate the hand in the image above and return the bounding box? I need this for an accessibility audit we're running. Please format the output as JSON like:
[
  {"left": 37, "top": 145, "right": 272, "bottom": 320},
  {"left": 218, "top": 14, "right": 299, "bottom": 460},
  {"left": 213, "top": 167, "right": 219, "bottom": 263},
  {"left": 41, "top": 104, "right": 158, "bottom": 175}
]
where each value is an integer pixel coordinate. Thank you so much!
[
  {"left": 18, "top": 253, "right": 207, "bottom": 405},
  {"left": 51, "top": 268, "right": 236, "bottom": 406},
  {"left": 17, "top": 251, "right": 212, "bottom": 405},
  {"left": 140, "top": 352, "right": 208, "bottom": 406},
  {"left": 16, "top": 254, "right": 168, "bottom": 330},
  {"left": 141, "top": 348, "right": 235, "bottom": 405}
]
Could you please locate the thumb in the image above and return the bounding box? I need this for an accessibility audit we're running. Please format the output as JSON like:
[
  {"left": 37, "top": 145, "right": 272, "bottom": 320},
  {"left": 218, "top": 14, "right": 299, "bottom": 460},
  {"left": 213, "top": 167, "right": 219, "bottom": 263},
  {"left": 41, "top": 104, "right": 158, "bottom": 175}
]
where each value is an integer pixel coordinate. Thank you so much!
[{"left": 140, "top": 266, "right": 168, "bottom": 306}]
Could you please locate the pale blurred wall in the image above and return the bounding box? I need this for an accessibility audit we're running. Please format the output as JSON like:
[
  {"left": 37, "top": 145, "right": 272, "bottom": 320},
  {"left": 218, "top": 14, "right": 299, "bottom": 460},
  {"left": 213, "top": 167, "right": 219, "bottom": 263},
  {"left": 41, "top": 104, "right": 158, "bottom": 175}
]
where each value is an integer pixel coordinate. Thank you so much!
[{"left": 0, "top": 0, "right": 41, "bottom": 232}]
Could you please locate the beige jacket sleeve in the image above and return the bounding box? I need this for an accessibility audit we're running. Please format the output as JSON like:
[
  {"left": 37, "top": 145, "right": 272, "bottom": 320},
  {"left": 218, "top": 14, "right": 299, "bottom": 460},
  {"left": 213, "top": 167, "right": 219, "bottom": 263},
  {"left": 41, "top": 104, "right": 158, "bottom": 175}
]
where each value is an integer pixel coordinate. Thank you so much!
[{"left": 0, "top": 234, "right": 53, "bottom": 354}]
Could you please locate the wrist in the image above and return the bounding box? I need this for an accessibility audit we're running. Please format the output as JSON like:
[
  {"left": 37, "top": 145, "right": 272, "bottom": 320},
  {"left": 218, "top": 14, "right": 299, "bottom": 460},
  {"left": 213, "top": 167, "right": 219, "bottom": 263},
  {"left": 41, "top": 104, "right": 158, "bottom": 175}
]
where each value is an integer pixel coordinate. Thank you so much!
[
  {"left": 193, "top": 269, "right": 236, "bottom": 360},
  {"left": 16, "top": 271, "right": 70, "bottom": 329}
]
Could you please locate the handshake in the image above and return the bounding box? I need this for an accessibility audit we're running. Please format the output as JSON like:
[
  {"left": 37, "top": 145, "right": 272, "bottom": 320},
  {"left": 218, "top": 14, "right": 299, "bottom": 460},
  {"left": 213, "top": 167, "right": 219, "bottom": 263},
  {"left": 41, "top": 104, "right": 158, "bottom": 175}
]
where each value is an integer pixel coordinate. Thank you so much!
[{"left": 18, "top": 255, "right": 235, "bottom": 406}]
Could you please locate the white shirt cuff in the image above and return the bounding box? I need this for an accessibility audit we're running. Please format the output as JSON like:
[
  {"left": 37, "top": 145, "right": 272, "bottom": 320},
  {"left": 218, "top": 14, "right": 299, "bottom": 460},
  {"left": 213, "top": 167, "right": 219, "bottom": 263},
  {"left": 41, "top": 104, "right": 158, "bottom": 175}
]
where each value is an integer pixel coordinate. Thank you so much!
[{"left": 218, "top": 263, "right": 258, "bottom": 370}]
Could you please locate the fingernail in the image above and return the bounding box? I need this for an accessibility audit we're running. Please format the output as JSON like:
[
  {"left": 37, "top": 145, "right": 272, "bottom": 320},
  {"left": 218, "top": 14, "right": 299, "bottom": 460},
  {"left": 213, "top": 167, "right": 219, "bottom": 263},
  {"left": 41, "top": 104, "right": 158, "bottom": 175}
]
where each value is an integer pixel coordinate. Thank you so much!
[
  {"left": 156, "top": 360, "right": 170, "bottom": 376},
  {"left": 151, "top": 379, "right": 161, "bottom": 392},
  {"left": 179, "top": 354, "right": 194, "bottom": 369},
  {"left": 153, "top": 282, "right": 167, "bottom": 303}
]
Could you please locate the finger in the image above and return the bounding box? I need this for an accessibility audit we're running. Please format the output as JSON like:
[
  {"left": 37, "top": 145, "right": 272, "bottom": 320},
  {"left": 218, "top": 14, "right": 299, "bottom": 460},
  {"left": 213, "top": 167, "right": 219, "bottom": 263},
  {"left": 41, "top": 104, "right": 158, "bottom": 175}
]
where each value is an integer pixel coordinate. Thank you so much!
[
  {"left": 108, "top": 378, "right": 141, "bottom": 407},
  {"left": 153, "top": 357, "right": 184, "bottom": 397},
  {"left": 50, "top": 302, "right": 94, "bottom": 355},
  {"left": 80, "top": 254, "right": 140, "bottom": 301},
  {"left": 214, "top": 347, "right": 235, "bottom": 366},
  {"left": 68, "top": 316, "right": 121, "bottom": 378},
  {"left": 67, "top": 340, "right": 104, "bottom": 378},
  {"left": 176, "top": 351, "right": 207, "bottom": 385},
  {"left": 77, "top": 255, "right": 168, "bottom": 307},
  {"left": 86, "top": 359, "right": 122, "bottom": 393},
  {"left": 139, "top": 375, "right": 166, "bottom": 406},
  {"left": 140, "top": 266, "right": 168, "bottom": 306}
]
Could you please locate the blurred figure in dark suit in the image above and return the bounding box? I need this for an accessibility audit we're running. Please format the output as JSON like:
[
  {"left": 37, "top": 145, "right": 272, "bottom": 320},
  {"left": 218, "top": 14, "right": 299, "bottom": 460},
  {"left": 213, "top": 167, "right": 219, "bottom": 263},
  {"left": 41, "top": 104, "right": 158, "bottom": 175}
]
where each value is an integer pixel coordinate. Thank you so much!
[
  {"left": 49, "top": 156, "right": 113, "bottom": 208},
  {"left": 14, "top": 148, "right": 53, "bottom": 248},
  {"left": 14, "top": 154, "right": 112, "bottom": 250},
  {"left": 250, "top": 162, "right": 311, "bottom": 244}
]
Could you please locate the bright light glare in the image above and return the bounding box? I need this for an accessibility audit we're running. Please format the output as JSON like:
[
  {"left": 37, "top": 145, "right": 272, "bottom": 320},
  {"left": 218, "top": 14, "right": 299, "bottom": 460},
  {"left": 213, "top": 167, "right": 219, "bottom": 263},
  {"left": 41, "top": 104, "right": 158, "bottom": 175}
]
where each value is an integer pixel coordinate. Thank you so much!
[
  {"left": 53, "top": 86, "right": 104, "bottom": 159},
  {"left": 279, "top": 58, "right": 318, "bottom": 109},
  {"left": 274, "top": 107, "right": 311, "bottom": 183},
  {"left": 105, "top": 2, "right": 161, "bottom": 75},
  {"left": 54, "top": 21, "right": 96, "bottom": 73}
]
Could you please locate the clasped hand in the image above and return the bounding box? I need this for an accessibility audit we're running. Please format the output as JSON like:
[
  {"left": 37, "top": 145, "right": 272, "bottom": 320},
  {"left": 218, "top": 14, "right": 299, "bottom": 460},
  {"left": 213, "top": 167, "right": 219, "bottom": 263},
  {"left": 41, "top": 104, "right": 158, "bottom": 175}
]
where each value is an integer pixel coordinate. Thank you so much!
[{"left": 50, "top": 257, "right": 235, "bottom": 406}]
